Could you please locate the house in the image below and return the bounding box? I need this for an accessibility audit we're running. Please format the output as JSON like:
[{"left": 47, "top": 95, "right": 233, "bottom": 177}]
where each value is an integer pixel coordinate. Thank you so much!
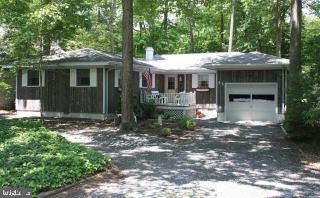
[{"left": 15, "top": 47, "right": 289, "bottom": 122}]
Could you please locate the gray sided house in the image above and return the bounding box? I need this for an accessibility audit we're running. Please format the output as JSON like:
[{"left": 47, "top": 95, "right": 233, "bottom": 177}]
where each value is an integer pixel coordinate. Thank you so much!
[
  {"left": 16, "top": 48, "right": 289, "bottom": 123},
  {"left": 16, "top": 48, "right": 151, "bottom": 120}
]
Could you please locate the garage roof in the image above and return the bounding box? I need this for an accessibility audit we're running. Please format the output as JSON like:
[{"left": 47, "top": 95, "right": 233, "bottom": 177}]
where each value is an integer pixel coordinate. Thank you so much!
[{"left": 202, "top": 52, "right": 289, "bottom": 70}]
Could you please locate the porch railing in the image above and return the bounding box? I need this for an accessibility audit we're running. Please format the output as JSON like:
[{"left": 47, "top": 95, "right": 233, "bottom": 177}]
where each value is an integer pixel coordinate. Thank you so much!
[{"left": 141, "top": 92, "right": 196, "bottom": 106}]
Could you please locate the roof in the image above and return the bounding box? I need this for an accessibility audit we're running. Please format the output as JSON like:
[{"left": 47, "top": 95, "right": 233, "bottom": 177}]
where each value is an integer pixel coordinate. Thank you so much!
[
  {"left": 142, "top": 52, "right": 289, "bottom": 72},
  {"left": 43, "top": 48, "right": 151, "bottom": 68},
  {"left": 202, "top": 52, "right": 289, "bottom": 70}
]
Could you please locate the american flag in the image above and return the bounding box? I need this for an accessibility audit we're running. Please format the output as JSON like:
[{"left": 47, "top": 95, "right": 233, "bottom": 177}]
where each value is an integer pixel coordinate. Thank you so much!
[{"left": 143, "top": 68, "right": 152, "bottom": 89}]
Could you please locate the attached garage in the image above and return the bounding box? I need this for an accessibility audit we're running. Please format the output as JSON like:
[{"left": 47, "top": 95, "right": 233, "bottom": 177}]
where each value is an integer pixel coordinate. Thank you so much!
[{"left": 225, "top": 83, "right": 277, "bottom": 122}]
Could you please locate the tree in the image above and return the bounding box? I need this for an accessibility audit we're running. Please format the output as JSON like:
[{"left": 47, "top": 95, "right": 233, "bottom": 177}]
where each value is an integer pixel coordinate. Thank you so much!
[
  {"left": 284, "top": 0, "right": 304, "bottom": 139},
  {"left": 275, "top": 0, "right": 282, "bottom": 57},
  {"left": 228, "top": 0, "right": 235, "bottom": 52},
  {"left": 289, "top": 0, "right": 302, "bottom": 73},
  {"left": 121, "top": 0, "right": 135, "bottom": 130}
]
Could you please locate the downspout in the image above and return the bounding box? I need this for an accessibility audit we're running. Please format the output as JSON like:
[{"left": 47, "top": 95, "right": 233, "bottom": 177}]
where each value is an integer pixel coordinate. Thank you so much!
[
  {"left": 103, "top": 67, "right": 106, "bottom": 115},
  {"left": 106, "top": 69, "right": 110, "bottom": 115},
  {"left": 282, "top": 68, "right": 285, "bottom": 114},
  {"left": 15, "top": 72, "right": 18, "bottom": 110},
  {"left": 215, "top": 72, "right": 218, "bottom": 111}
]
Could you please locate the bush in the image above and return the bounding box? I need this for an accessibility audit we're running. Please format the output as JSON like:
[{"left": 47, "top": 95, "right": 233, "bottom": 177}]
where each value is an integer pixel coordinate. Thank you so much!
[
  {"left": 162, "top": 128, "right": 172, "bottom": 137},
  {"left": 284, "top": 70, "right": 320, "bottom": 140},
  {"left": 149, "top": 122, "right": 162, "bottom": 129},
  {"left": 163, "top": 112, "right": 175, "bottom": 122},
  {"left": 179, "top": 116, "right": 195, "bottom": 130},
  {"left": 135, "top": 101, "right": 157, "bottom": 119}
]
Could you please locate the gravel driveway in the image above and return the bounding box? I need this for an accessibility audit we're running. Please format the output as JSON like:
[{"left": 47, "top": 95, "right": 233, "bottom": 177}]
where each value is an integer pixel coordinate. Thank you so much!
[{"left": 52, "top": 120, "right": 320, "bottom": 198}]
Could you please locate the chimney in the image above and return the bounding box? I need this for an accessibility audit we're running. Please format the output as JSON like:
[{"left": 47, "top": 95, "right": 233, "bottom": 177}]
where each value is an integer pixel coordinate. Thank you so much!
[{"left": 146, "top": 47, "right": 154, "bottom": 61}]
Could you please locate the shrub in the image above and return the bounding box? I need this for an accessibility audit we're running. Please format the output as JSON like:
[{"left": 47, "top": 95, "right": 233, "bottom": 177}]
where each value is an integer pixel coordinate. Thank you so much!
[
  {"left": 149, "top": 122, "right": 162, "bottom": 129},
  {"left": 163, "top": 112, "right": 174, "bottom": 120},
  {"left": 136, "top": 101, "right": 157, "bottom": 119},
  {"left": 284, "top": 70, "right": 320, "bottom": 140},
  {"left": 179, "top": 116, "right": 195, "bottom": 130},
  {"left": 162, "top": 128, "right": 172, "bottom": 136}
]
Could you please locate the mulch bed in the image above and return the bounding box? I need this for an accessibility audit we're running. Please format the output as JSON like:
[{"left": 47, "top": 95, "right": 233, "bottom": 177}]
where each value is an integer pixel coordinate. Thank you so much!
[{"left": 136, "top": 119, "right": 202, "bottom": 140}]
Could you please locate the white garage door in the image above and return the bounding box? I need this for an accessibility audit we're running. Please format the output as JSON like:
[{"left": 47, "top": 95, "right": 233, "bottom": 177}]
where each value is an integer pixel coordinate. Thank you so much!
[{"left": 225, "top": 83, "right": 277, "bottom": 122}]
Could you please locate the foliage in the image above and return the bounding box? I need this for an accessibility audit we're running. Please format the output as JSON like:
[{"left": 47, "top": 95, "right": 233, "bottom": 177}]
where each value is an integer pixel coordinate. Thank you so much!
[
  {"left": 179, "top": 116, "right": 195, "bottom": 130},
  {"left": 162, "top": 127, "right": 172, "bottom": 137},
  {"left": 284, "top": 70, "right": 320, "bottom": 140},
  {"left": 0, "top": 0, "right": 93, "bottom": 65},
  {"left": 163, "top": 112, "right": 174, "bottom": 120},
  {"left": 137, "top": 101, "right": 157, "bottom": 119},
  {"left": 0, "top": 119, "right": 109, "bottom": 194},
  {"left": 149, "top": 122, "right": 162, "bottom": 129}
]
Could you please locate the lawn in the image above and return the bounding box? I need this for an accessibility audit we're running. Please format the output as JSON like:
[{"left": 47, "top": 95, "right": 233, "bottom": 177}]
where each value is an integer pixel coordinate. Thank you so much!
[{"left": 0, "top": 119, "right": 109, "bottom": 194}]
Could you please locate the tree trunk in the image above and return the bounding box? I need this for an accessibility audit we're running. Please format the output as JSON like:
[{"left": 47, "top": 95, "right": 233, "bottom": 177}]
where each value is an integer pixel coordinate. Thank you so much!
[
  {"left": 289, "top": 0, "right": 302, "bottom": 74},
  {"left": 220, "top": 12, "right": 225, "bottom": 51},
  {"left": 275, "top": 0, "right": 282, "bottom": 57},
  {"left": 189, "top": 17, "right": 195, "bottom": 53},
  {"left": 121, "top": 0, "right": 135, "bottom": 131},
  {"left": 109, "top": 0, "right": 117, "bottom": 53},
  {"left": 228, "top": 0, "right": 235, "bottom": 52},
  {"left": 163, "top": 0, "right": 169, "bottom": 42}
]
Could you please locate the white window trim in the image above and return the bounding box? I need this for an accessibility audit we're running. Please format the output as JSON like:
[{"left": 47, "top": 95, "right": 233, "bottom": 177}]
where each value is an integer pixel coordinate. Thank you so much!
[
  {"left": 70, "top": 68, "right": 97, "bottom": 88},
  {"left": 22, "top": 69, "right": 45, "bottom": 87},
  {"left": 139, "top": 72, "right": 155, "bottom": 89}
]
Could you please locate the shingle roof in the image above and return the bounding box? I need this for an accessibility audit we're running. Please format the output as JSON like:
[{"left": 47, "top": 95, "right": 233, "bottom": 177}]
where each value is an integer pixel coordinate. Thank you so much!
[
  {"left": 142, "top": 52, "right": 289, "bottom": 71},
  {"left": 43, "top": 48, "right": 150, "bottom": 67}
]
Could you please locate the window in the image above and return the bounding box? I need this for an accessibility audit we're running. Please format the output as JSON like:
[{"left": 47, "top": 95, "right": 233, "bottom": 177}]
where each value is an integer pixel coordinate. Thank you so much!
[
  {"left": 27, "top": 70, "right": 39, "bottom": 86},
  {"left": 252, "top": 94, "right": 275, "bottom": 102},
  {"left": 77, "top": 69, "right": 90, "bottom": 86},
  {"left": 198, "top": 74, "right": 209, "bottom": 88},
  {"left": 168, "top": 77, "right": 175, "bottom": 90},
  {"left": 229, "top": 94, "right": 251, "bottom": 102}
]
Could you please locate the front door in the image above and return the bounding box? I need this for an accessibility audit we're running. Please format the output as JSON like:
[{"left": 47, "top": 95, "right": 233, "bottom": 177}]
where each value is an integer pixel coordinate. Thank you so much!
[{"left": 165, "top": 75, "right": 177, "bottom": 93}]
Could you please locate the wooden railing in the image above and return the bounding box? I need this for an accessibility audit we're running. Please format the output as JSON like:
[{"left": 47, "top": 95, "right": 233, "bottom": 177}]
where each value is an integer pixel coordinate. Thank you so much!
[{"left": 141, "top": 92, "right": 196, "bottom": 106}]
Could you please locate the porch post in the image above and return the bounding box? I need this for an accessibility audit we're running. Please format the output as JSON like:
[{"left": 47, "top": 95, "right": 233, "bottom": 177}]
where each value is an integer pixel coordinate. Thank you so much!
[{"left": 184, "top": 74, "right": 187, "bottom": 92}]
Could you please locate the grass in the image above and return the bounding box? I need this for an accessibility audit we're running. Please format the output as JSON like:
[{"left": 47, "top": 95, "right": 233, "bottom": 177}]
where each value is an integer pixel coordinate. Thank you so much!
[{"left": 0, "top": 119, "right": 109, "bottom": 194}]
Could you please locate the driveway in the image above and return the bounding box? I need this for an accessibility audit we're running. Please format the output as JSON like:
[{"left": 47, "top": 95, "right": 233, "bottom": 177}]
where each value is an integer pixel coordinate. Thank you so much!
[{"left": 52, "top": 120, "right": 320, "bottom": 198}]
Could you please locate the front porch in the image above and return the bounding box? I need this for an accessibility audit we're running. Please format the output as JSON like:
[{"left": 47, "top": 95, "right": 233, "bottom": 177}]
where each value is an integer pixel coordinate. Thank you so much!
[
  {"left": 141, "top": 91, "right": 197, "bottom": 119},
  {"left": 141, "top": 92, "right": 196, "bottom": 107}
]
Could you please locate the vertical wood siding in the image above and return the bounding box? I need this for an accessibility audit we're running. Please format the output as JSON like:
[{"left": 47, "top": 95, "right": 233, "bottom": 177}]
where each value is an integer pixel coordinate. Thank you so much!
[{"left": 18, "top": 69, "right": 104, "bottom": 114}]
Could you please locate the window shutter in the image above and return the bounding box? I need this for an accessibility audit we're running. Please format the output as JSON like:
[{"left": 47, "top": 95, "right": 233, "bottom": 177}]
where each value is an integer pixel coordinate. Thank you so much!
[
  {"left": 139, "top": 72, "right": 143, "bottom": 88},
  {"left": 208, "top": 74, "right": 215, "bottom": 88},
  {"left": 192, "top": 74, "right": 198, "bottom": 89},
  {"left": 114, "top": 69, "right": 120, "bottom": 87},
  {"left": 152, "top": 73, "right": 156, "bottom": 89},
  {"left": 41, "top": 70, "right": 45, "bottom": 87},
  {"left": 70, "top": 69, "right": 76, "bottom": 87},
  {"left": 90, "top": 68, "right": 97, "bottom": 87},
  {"left": 22, "top": 70, "right": 28, "bottom": 87}
]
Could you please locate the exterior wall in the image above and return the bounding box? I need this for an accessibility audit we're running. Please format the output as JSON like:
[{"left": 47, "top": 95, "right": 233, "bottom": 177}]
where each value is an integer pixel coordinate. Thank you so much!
[
  {"left": 186, "top": 74, "right": 216, "bottom": 107},
  {"left": 17, "top": 69, "right": 104, "bottom": 114},
  {"left": 107, "top": 70, "right": 140, "bottom": 114},
  {"left": 217, "top": 70, "right": 284, "bottom": 115},
  {"left": 16, "top": 70, "right": 41, "bottom": 111}
]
